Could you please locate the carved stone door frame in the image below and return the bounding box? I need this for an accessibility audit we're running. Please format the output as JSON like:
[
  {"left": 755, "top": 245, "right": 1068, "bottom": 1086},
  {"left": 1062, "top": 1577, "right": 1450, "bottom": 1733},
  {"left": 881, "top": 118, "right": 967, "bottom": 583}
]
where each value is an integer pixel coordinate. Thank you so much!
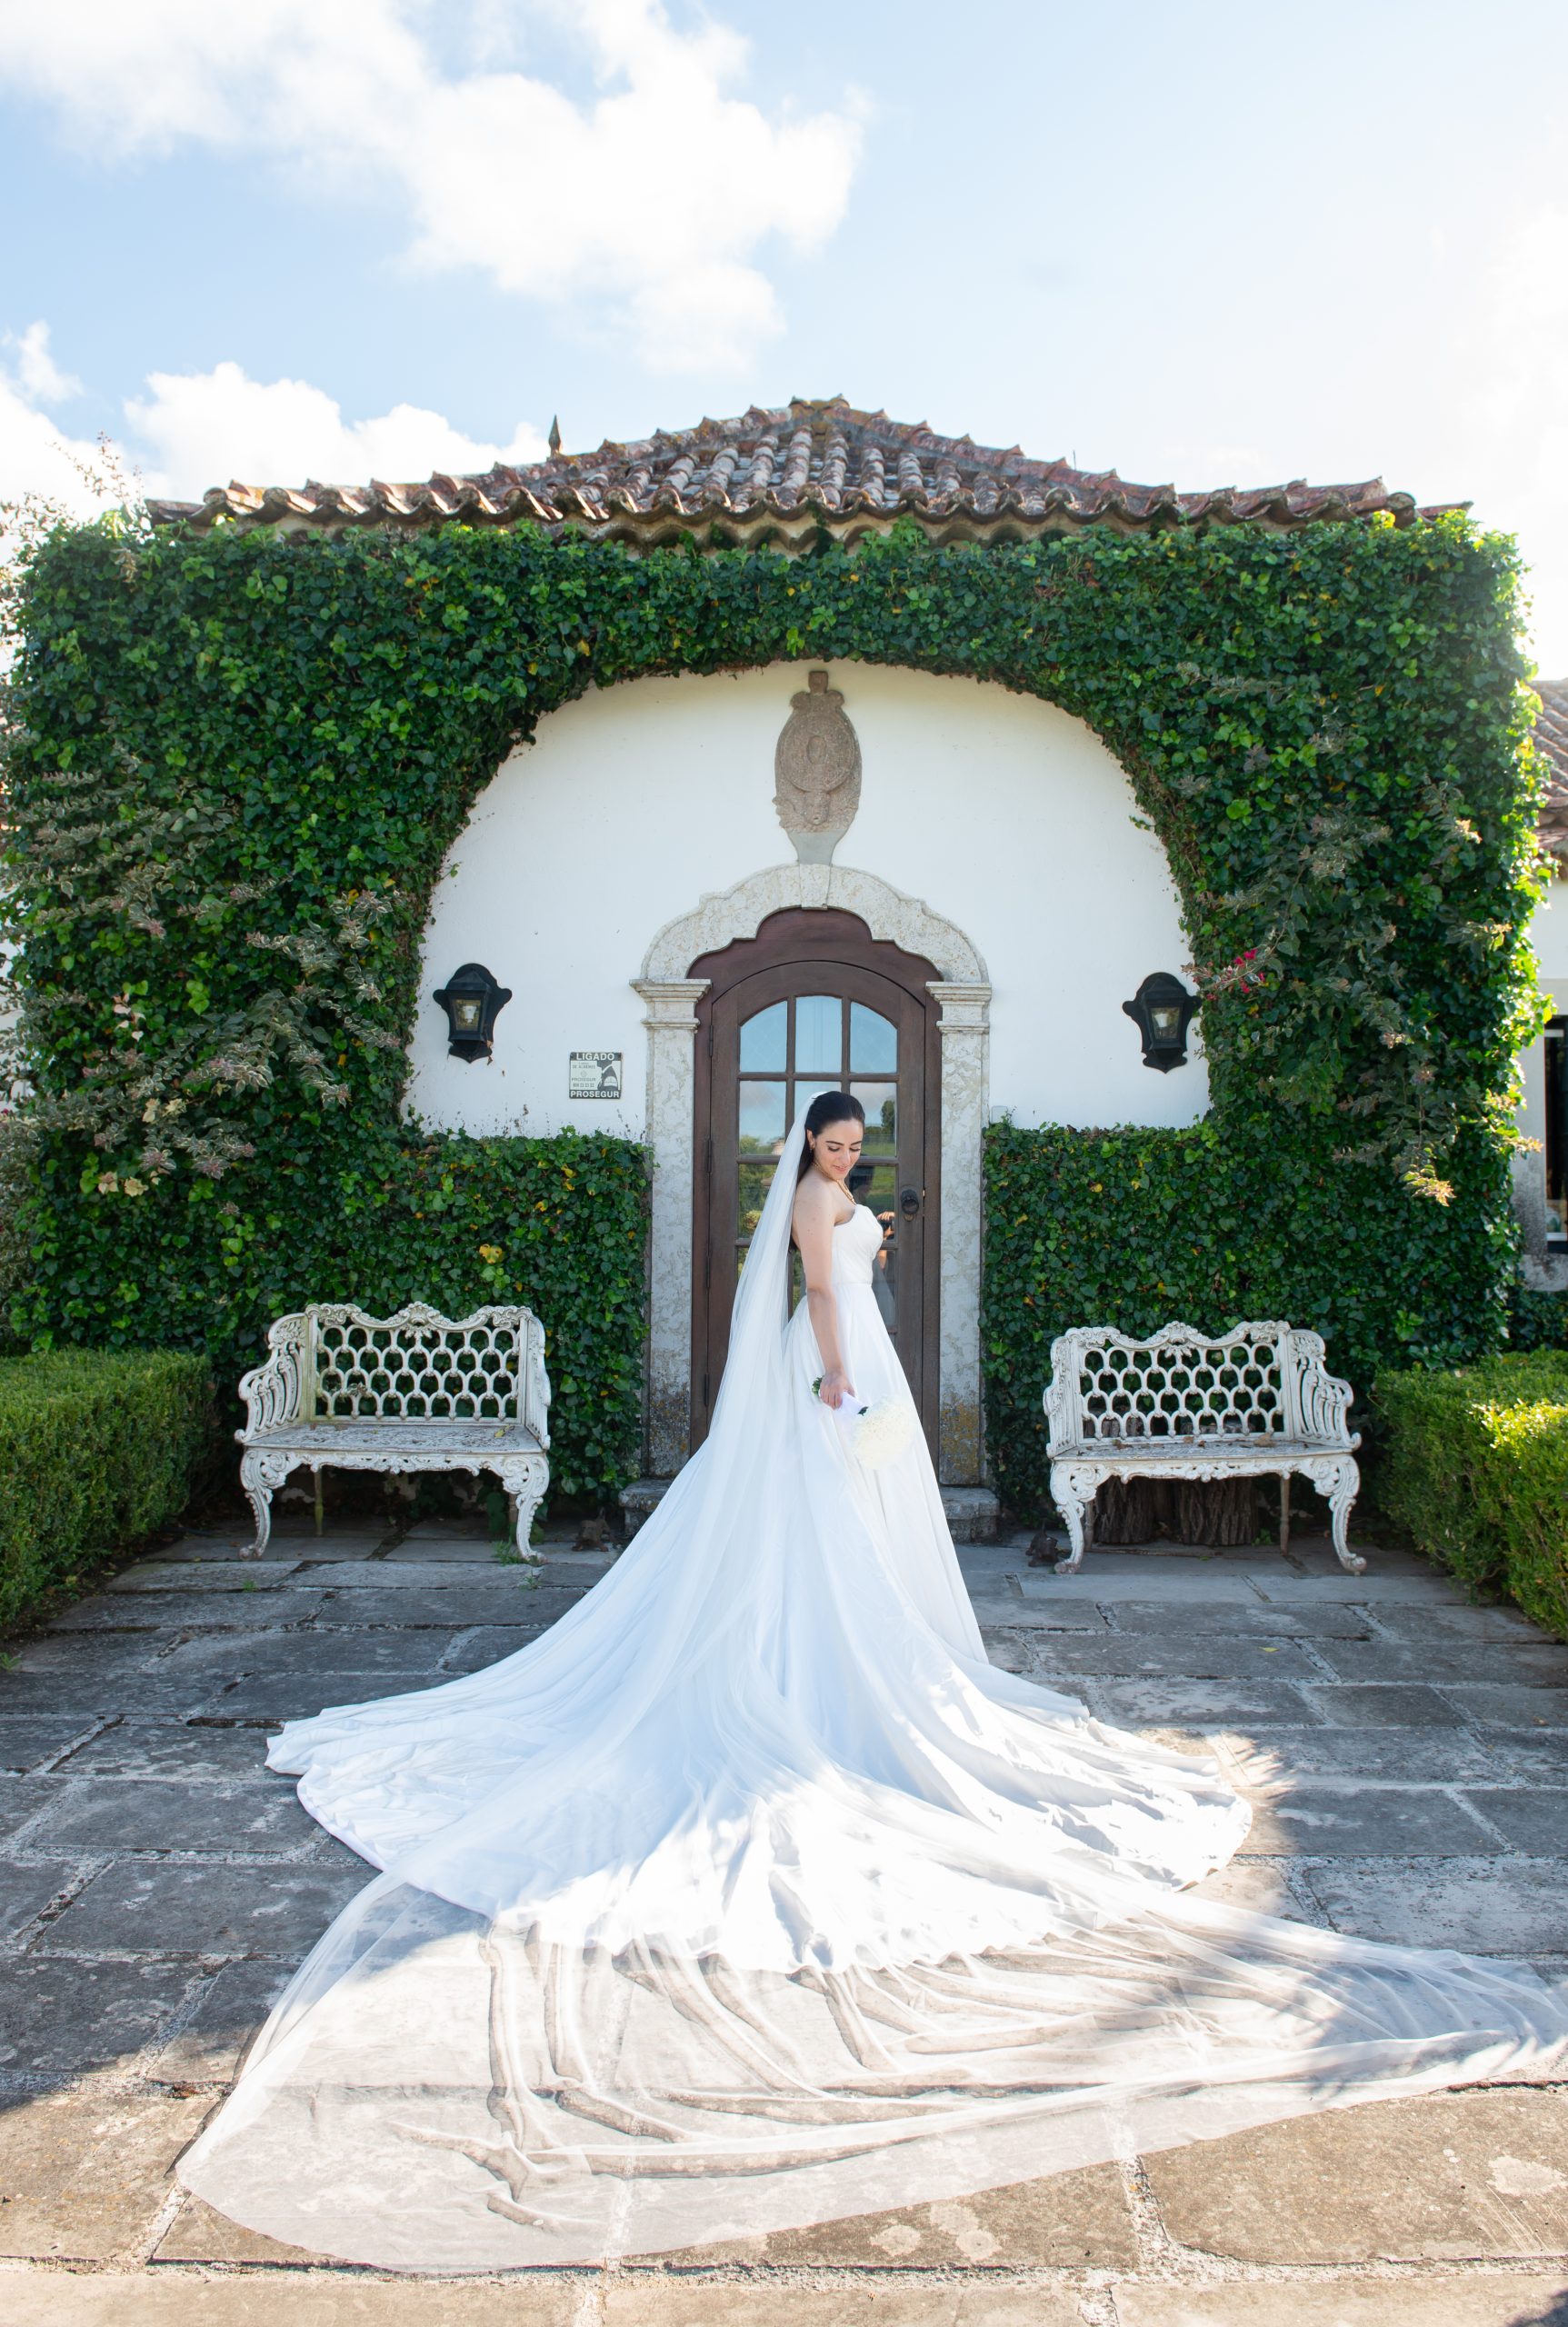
[{"left": 634, "top": 864, "right": 991, "bottom": 1489}]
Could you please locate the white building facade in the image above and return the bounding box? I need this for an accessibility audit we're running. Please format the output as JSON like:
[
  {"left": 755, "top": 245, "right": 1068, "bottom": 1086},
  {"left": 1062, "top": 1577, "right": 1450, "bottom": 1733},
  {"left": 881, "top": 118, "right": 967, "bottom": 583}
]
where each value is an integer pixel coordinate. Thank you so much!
[
  {"left": 406, "top": 662, "right": 1207, "bottom": 1517},
  {"left": 1516, "top": 679, "right": 1568, "bottom": 1294}
]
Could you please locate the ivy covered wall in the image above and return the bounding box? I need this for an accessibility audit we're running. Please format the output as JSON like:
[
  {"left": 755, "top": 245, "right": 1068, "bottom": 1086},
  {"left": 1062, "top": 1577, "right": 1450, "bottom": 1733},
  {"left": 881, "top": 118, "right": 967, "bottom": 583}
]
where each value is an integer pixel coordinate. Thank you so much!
[{"left": 3, "top": 512, "right": 1543, "bottom": 1509}]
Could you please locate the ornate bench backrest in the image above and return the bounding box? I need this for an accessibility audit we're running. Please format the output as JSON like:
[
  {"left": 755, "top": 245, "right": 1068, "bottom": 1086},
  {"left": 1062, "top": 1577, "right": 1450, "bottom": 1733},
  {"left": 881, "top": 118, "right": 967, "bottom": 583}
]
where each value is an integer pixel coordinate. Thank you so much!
[
  {"left": 289, "top": 1302, "right": 549, "bottom": 1441},
  {"left": 1047, "top": 1321, "right": 1310, "bottom": 1452}
]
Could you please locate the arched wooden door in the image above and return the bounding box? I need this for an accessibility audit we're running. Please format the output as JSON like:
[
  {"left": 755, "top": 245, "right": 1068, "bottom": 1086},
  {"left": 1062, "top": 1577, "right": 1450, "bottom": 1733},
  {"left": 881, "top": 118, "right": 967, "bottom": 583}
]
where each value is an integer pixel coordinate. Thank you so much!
[{"left": 690, "top": 908, "right": 940, "bottom": 1454}]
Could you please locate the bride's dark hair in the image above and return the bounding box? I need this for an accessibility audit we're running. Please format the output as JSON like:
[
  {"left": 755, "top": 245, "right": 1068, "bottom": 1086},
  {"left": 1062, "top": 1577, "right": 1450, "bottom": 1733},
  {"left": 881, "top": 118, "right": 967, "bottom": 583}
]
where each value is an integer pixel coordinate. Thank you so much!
[{"left": 795, "top": 1091, "right": 865, "bottom": 1183}]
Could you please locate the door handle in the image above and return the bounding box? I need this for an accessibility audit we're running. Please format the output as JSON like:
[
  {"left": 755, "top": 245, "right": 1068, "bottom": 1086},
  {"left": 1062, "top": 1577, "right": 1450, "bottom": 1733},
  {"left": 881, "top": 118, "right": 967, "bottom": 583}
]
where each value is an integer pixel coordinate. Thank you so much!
[{"left": 900, "top": 1186, "right": 924, "bottom": 1220}]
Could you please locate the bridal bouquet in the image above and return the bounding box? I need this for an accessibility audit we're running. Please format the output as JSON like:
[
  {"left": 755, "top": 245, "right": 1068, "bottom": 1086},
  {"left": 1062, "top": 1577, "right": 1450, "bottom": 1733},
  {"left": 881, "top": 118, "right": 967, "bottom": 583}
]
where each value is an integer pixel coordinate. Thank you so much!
[{"left": 812, "top": 1382, "right": 917, "bottom": 1469}]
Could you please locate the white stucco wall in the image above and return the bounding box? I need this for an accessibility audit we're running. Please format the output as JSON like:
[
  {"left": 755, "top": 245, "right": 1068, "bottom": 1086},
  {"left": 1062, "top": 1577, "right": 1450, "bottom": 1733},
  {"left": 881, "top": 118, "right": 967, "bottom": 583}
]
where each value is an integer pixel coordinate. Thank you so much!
[
  {"left": 404, "top": 663, "right": 1208, "bottom": 1138},
  {"left": 1518, "top": 872, "right": 1567, "bottom": 1187},
  {"left": 1533, "top": 874, "right": 1568, "bottom": 995}
]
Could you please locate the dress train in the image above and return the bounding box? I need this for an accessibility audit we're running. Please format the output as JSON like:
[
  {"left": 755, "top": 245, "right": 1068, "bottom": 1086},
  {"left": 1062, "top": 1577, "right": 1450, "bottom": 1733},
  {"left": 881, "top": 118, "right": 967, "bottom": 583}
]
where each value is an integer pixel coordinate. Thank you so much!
[{"left": 179, "top": 1149, "right": 1567, "bottom": 2270}]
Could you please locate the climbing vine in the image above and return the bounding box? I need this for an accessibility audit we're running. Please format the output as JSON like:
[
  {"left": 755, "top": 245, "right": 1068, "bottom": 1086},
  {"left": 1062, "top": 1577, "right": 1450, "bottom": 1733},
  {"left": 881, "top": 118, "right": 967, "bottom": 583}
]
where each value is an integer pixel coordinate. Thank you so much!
[{"left": 0, "top": 510, "right": 1546, "bottom": 1506}]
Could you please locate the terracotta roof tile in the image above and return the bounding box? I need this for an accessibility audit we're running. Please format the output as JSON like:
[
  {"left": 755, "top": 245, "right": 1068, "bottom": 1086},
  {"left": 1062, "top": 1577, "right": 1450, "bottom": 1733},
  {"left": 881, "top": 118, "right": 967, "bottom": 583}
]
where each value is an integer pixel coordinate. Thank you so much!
[
  {"left": 148, "top": 395, "right": 1453, "bottom": 545},
  {"left": 1533, "top": 680, "right": 1568, "bottom": 866}
]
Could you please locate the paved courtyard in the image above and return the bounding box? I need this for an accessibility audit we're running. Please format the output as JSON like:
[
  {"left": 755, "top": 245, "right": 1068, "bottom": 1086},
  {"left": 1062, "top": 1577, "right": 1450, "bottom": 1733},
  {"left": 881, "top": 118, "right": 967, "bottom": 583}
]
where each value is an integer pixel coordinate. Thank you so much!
[{"left": 0, "top": 1510, "right": 1565, "bottom": 2326}]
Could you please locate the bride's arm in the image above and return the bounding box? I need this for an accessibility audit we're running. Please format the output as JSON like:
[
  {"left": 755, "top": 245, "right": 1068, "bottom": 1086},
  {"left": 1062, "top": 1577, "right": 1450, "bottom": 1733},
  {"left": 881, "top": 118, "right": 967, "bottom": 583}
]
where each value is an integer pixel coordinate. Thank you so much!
[{"left": 793, "top": 1180, "right": 854, "bottom": 1409}]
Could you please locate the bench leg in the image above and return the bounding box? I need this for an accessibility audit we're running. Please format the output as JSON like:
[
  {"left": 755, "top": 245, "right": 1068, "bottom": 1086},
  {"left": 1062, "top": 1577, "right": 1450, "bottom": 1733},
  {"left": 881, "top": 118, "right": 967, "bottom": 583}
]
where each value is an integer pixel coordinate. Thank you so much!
[
  {"left": 497, "top": 1456, "right": 549, "bottom": 1563},
  {"left": 1050, "top": 1463, "right": 1103, "bottom": 1575},
  {"left": 239, "top": 1451, "right": 295, "bottom": 1559},
  {"left": 1301, "top": 1454, "right": 1364, "bottom": 1576},
  {"left": 1279, "top": 1472, "right": 1290, "bottom": 1554}
]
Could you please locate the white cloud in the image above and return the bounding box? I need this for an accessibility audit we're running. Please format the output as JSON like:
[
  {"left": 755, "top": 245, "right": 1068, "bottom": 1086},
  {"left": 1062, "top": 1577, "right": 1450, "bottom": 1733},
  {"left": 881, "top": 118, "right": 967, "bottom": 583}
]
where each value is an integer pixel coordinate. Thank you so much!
[
  {"left": 125, "top": 361, "right": 548, "bottom": 500},
  {"left": 0, "top": 0, "right": 862, "bottom": 370},
  {"left": 0, "top": 325, "right": 548, "bottom": 514},
  {"left": 5, "top": 319, "right": 80, "bottom": 406},
  {"left": 0, "top": 323, "right": 114, "bottom": 520}
]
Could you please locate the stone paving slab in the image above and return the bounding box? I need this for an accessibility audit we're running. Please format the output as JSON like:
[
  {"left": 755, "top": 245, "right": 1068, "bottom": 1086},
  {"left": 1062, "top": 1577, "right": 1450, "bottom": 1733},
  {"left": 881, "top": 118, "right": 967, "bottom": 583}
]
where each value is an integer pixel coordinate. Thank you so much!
[
  {"left": 1217, "top": 1726, "right": 1505, "bottom": 1784},
  {"left": 1114, "top": 2282, "right": 1568, "bottom": 2326},
  {"left": 1140, "top": 2086, "right": 1568, "bottom": 2262},
  {"left": 1316, "top": 1643, "right": 1568, "bottom": 1685},
  {"left": 1447, "top": 1687, "right": 1568, "bottom": 1730},
  {"left": 0, "top": 1667, "right": 205, "bottom": 1720},
  {"left": 441, "top": 1627, "right": 552, "bottom": 1674},
  {"left": 1094, "top": 1679, "right": 1319, "bottom": 1729},
  {"left": 148, "top": 1533, "right": 316, "bottom": 1563},
  {"left": 153, "top": 2192, "right": 333, "bottom": 2264},
  {"left": 1466, "top": 1793, "right": 1568, "bottom": 1855},
  {"left": 1309, "top": 1859, "right": 1568, "bottom": 1952},
  {"left": 0, "top": 1955, "right": 193, "bottom": 2082},
  {"left": 1018, "top": 1571, "right": 1269, "bottom": 1604},
  {"left": 310, "top": 1583, "right": 577, "bottom": 1627},
  {"left": 27, "top": 1778, "right": 316, "bottom": 1856},
  {"left": 1189, "top": 1857, "right": 1313, "bottom": 1916},
  {"left": 0, "top": 1779, "right": 62, "bottom": 1841},
  {"left": 379, "top": 1537, "right": 527, "bottom": 1563},
  {"left": 202, "top": 1673, "right": 425, "bottom": 1724},
  {"left": 614, "top": 2291, "right": 1064, "bottom": 2327},
  {"left": 0, "top": 2277, "right": 1073, "bottom": 2327},
  {"left": 1251, "top": 1574, "right": 1465, "bottom": 1603},
  {"left": 148, "top": 1957, "right": 293, "bottom": 2085},
  {"left": 55, "top": 1723, "right": 278, "bottom": 1782},
  {"left": 1376, "top": 1603, "right": 1549, "bottom": 1642},
  {"left": 40, "top": 1860, "right": 365, "bottom": 1957},
  {"left": 0, "top": 1860, "right": 72, "bottom": 1942},
  {"left": 1234, "top": 1784, "right": 1503, "bottom": 1857},
  {"left": 52, "top": 1590, "right": 330, "bottom": 1633},
  {"left": 1486, "top": 1733, "right": 1568, "bottom": 1783},
  {"left": 0, "top": 1717, "right": 96, "bottom": 1772},
  {"left": 1023, "top": 1637, "right": 1323, "bottom": 1682},
  {"left": 160, "top": 1629, "right": 456, "bottom": 1676},
  {"left": 106, "top": 1562, "right": 306, "bottom": 1593},
  {"left": 964, "top": 1596, "right": 1108, "bottom": 1631},
  {"left": 674, "top": 2164, "right": 1138, "bottom": 2270},
  {"left": 1109, "top": 1600, "right": 1375, "bottom": 1639},
  {"left": 1297, "top": 1683, "right": 1466, "bottom": 1726},
  {"left": 0, "top": 2088, "right": 210, "bottom": 2259}
]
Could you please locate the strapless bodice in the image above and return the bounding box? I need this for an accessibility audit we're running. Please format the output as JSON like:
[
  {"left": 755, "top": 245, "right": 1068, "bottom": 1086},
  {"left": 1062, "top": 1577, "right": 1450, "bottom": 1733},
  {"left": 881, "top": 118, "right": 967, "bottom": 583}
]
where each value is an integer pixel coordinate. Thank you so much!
[{"left": 832, "top": 1203, "right": 885, "bottom": 1287}]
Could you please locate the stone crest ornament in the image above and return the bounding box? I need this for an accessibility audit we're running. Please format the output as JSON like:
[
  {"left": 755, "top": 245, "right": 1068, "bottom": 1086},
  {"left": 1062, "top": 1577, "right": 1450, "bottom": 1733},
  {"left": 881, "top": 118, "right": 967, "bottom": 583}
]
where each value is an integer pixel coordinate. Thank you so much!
[{"left": 774, "top": 668, "right": 862, "bottom": 864}]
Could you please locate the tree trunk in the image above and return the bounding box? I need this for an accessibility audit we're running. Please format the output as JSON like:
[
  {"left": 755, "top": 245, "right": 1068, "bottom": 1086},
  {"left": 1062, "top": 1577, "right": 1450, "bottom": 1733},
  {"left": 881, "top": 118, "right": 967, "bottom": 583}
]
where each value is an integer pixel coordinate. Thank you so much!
[
  {"left": 1091, "top": 1475, "right": 1162, "bottom": 1544},
  {"left": 1174, "top": 1478, "right": 1258, "bottom": 1546}
]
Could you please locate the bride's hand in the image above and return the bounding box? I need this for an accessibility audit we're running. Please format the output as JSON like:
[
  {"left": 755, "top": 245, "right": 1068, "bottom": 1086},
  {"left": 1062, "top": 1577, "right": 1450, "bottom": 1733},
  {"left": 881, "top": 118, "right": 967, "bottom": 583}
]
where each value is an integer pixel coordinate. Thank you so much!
[{"left": 820, "top": 1368, "right": 854, "bottom": 1410}]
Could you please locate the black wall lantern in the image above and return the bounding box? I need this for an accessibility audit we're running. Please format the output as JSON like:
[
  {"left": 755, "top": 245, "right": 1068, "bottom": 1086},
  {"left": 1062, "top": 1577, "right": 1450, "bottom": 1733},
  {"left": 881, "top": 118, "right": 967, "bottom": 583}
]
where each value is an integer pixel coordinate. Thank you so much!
[
  {"left": 434, "top": 962, "right": 512, "bottom": 1063},
  {"left": 1122, "top": 972, "right": 1198, "bottom": 1072}
]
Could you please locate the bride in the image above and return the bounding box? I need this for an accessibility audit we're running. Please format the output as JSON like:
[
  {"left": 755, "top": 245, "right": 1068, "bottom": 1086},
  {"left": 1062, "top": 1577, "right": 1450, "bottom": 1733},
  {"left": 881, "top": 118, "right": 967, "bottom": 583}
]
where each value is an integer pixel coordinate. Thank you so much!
[{"left": 182, "top": 1093, "right": 1566, "bottom": 2271}]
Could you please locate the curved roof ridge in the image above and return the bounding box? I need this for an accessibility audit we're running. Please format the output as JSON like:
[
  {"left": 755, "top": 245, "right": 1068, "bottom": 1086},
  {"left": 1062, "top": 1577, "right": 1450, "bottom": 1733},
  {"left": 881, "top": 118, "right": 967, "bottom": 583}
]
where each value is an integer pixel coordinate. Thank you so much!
[{"left": 148, "top": 393, "right": 1458, "bottom": 542}]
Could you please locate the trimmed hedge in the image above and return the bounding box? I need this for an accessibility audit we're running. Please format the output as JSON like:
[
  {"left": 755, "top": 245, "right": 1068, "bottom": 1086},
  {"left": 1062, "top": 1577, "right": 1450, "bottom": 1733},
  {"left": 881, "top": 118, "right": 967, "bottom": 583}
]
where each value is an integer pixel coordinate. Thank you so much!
[
  {"left": 0, "top": 1348, "right": 215, "bottom": 1626},
  {"left": 1374, "top": 1353, "right": 1568, "bottom": 1638},
  {"left": 26, "top": 1126, "right": 650, "bottom": 1507},
  {"left": 1507, "top": 1284, "right": 1568, "bottom": 1353}
]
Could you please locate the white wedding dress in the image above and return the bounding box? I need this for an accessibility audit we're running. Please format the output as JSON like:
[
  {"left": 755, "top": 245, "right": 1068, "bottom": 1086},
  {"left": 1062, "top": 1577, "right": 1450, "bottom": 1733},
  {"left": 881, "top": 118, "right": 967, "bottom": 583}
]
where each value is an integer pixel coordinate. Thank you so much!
[{"left": 182, "top": 1125, "right": 1567, "bottom": 2271}]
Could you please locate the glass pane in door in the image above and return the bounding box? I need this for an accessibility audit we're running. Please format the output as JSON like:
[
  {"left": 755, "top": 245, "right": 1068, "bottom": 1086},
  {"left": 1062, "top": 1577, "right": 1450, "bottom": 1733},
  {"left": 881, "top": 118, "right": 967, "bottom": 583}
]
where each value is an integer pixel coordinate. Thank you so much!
[
  {"left": 853, "top": 1082, "right": 897, "bottom": 1155},
  {"left": 850, "top": 1004, "right": 897, "bottom": 1074},
  {"left": 737, "top": 1081, "right": 786, "bottom": 1154},
  {"left": 739, "top": 1001, "right": 786, "bottom": 1072},
  {"left": 794, "top": 994, "right": 843, "bottom": 1074}
]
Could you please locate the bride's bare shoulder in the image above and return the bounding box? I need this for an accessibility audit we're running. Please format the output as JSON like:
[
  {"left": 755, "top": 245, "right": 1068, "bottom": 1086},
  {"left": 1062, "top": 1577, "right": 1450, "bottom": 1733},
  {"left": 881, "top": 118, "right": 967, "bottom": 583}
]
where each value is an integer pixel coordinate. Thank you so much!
[{"left": 792, "top": 1171, "right": 837, "bottom": 1239}]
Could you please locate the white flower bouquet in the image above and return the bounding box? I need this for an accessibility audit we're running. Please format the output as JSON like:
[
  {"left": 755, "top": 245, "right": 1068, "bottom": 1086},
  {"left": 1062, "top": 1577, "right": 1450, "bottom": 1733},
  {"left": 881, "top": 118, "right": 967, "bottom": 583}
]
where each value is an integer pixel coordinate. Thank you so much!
[{"left": 812, "top": 1381, "right": 918, "bottom": 1470}]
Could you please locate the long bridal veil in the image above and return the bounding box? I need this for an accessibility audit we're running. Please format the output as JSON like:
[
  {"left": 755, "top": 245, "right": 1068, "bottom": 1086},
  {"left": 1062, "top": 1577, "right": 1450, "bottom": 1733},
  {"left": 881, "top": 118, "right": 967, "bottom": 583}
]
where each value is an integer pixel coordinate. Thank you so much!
[{"left": 180, "top": 1124, "right": 1567, "bottom": 2272}]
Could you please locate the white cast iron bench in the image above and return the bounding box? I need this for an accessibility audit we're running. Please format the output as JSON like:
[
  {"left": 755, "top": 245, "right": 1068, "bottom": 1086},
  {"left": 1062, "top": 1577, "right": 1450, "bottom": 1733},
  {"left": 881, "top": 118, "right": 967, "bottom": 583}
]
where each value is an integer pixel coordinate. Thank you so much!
[
  {"left": 1044, "top": 1320, "right": 1363, "bottom": 1575},
  {"left": 237, "top": 1301, "right": 551, "bottom": 1558}
]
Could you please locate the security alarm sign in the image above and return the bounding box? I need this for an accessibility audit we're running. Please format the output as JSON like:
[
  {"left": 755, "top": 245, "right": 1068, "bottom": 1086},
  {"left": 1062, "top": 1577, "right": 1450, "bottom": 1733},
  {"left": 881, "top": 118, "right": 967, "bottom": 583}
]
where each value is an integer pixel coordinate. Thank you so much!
[{"left": 569, "top": 1051, "right": 624, "bottom": 1101}]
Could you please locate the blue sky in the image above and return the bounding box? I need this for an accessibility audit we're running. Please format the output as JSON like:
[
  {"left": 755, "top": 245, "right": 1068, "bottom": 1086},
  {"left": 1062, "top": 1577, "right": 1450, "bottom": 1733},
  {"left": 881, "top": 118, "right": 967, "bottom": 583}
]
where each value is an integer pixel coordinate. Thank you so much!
[{"left": 4, "top": 0, "right": 1568, "bottom": 664}]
